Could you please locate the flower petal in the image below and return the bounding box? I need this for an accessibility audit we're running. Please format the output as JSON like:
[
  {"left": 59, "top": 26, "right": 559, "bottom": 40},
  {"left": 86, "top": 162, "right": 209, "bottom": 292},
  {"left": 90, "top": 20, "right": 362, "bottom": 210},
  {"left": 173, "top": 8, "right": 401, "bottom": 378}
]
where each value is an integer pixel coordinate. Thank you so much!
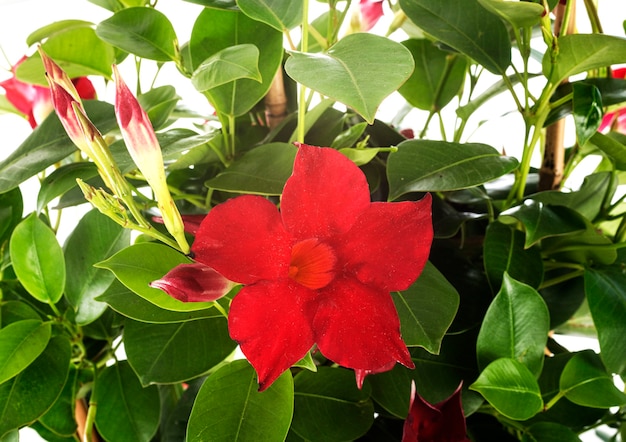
[
  {"left": 192, "top": 195, "right": 292, "bottom": 284},
  {"left": 338, "top": 193, "right": 433, "bottom": 291},
  {"left": 313, "top": 276, "right": 414, "bottom": 373},
  {"left": 229, "top": 280, "right": 316, "bottom": 390},
  {"left": 360, "top": 0, "right": 385, "bottom": 31},
  {"left": 281, "top": 144, "right": 370, "bottom": 240},
  {"left": 150, "top": 263, "right": 233, "bottom": 302}
]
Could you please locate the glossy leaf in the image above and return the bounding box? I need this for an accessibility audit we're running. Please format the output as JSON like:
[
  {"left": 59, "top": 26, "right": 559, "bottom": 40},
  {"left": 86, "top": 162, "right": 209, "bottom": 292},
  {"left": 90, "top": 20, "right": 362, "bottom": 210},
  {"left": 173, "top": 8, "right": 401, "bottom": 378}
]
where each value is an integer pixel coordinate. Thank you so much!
[
  {"left": 521, "top": 422, "right": 580, "bottom": 442},
  {"left": 588, "top": 132, "right": 626, "bottom": 170},
  {"left": 477, "top": 0, "right": 544, "bottom": 29},
  {"left": 399, "top": 39, "right": 468, "bottom": 111},
  {"left": 499, "top": 201, "right": 587, "bottom": 248},
  {"left": 189, "top": 7, "right": 283, "bottom": 116},
  {"left": 192, "top": 44, "right": 262, "bottom": 92},
  {"left": 0, "top": 302, "right": 41, "bottom": 325},
  {"left": 387, "top": 140, "right": 519, "bottom": 199},
  {"left": 206, "top": 142, "right": 297, "bottom": 195},
  {"left": 124, "top": 317, "right": 236, "bottom": 386},
  {"left": 483, "top": 222, "right": 544, "bottom": 291},
  {"left": 96, "top": 242, "right": 215, "bottom": 312},
  {"left": 0, "top": 336, "right": 70, "bottom": 437},
  {"left": 96, "top": 7, "right": 178, "bottom": 61},
  {"left": 0, "top": 187, "right": 23, "bottom": 247},
  {"left": 542, "top": 220, "right": 616, "bottom": 266},
  {"left": 399, "top": 0, "right": 511, "bottom": 74},
  {"left": 237, "top": 0, "right": 302, "bottom": 31},
  {"left": 0, "top": 101, "right": 117, "bottom": 194},
  {"left": 476, "top": 274, "right": 549, "bottom": 376},
  {"left": 292, "top": 367, "right": 374, "bottom": 441},
  {"left": 543, "top": 34, "right": 626, "bottom": 85},
  {"left": 138, "top": 85, "right": 180, "bottom": 130},
  {"left": 470, "top": 358, "right": 543, "bottom": 420},
  {"left": 559, "top": 350, "right": 626, "bottom": 408},
  {"left": 36, "top": 163, "right": 98, "bottom": 212},
  {"left": 10, "top": 213, "right": 65, "bottom": 304},
  {"left": 585, "top": 264, "right": 626, "bottom": 377},
  {"left": 0, "top": 320, "right": 51, "bottom": 385},
  {"left": 392, "top": 261, "right": 459, "bottom": 352},
  {"left": 94, "top": 361, "right": 160, "bottom": 442},
  {"left": 64, "top": 209, "right": 130, "bottom": 325},
  {"left": 573, "top": 83, "right": 603, "bottom": 147},
  {"left": 26, "top": 20, "right": 94, "bottom": 46},
  {"left": 285, "top": 33, "right": 414, "bottom": 124},
  {"left": 187, "top": 359, "right": 293, "bottom": 441},
  {"left": 38, "top": 366, "right": 79, "bottom": 437}
]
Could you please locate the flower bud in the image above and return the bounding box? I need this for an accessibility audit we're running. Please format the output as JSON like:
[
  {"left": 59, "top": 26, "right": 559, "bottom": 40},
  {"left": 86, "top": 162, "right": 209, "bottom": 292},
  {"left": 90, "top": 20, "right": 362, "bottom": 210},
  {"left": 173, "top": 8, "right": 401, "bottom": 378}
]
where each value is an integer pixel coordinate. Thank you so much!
[{"left": 150, "top": 263, "right": 234, "bottom": 303}]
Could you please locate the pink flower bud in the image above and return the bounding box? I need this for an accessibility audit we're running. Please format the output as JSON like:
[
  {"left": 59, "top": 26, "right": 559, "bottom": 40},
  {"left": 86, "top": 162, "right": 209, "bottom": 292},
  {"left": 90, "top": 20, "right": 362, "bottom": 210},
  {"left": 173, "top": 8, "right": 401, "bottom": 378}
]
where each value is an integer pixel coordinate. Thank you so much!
[{"left": 150, "top": 263, "right": 234, "bottom": 303}]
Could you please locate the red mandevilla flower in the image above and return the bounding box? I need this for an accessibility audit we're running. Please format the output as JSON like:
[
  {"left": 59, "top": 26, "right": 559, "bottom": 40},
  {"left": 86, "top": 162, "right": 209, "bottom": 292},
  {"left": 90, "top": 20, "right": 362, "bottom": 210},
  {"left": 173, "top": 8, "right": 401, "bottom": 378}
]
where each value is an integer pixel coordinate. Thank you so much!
[
  {"left": 360, "top": 0, "right": 385, "bottom": 31},
  {"left": 599, "top": 67, "right": 626, "bottom": 134},
  {"left": 402, "top": 381, "right": 470, "bottom": 442},
  {"left": 0, "top": 56, "right": 95, "bottom": 128},
  {"left": 164, "top": 143, "right": 433, "bottom": 390}
]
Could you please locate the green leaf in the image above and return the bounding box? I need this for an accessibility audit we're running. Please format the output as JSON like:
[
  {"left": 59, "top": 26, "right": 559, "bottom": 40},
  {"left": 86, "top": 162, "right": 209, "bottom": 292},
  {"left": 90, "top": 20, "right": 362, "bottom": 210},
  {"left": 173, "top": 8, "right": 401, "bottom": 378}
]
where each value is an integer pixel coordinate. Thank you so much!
[
  {"left": 237, "top": 0, "right": 302, "bottom": 31},
  {"left": 339, "top": 147, "right": 385, "bottom": 166},
  {"left": 331, "top": 122, "right": 368, "bottom": 149},
  {"left": 96, "top": 242, "right": 215, "bottom": 312},
  {"left": 94, "top": 361, "right": 160, "bottom": 442},
  {"left": 392, "top": 261, "right": 459, "bottom": 352},
  {"left": 0, "top": 336, "right": 70, "bottom": 437},
  {"left": 96, "top": 7, "right": 178, "bottom": 61},
  {"left": 292, "top": 367, "right": 374, "bottom": 441},
  {"left": 0, "top": 301, "right": 41, "bottom": 325},
  {"left": 584, "top": 265, "right": 626, "bottom": 377},
  {"left": 588, "top": 131, "right": 626, "bottom": 170},
  {"left": 399, "top": 0, "right": 511, "bottom": 74},
  {"left": 476, "top": 274, "right": 549, "bottom": 376},
  {"left": 64, "top": 209, "right": 130, "bottom": 325},
  {"left": 38, "top": 366, "right": 79, "bottom": 437},
  {"left": 0, "top": 101, "right": 117, "bottom": 194},
  {"left": 543, "top": 34, "right": 626, "bottom": 84},
  {"left": 541, "top": 219, "right": 616, "bottom": 266},
  {"left": 387, "top": 139, "right": 519, "bottom": 199},
  {"left": 192, "top": 44, "right": 262, "bottom": 92},
  {"left": 36, "top": 163, "right": 98, "bottom": 212},
  {"left": 189, "top": 7, "right": 283, "bottom": 116},
  {"left": 477, "top": 0, "right": 545, "bottom": 29},
  {"left": 0, "top": 187, "right": 23, "bottom": 247},
  {"left": 206, "top": 142, "right": 297, "bottom": 195},
  {"left": 559, "top": 350, "right": 626, "bottom": 408},
  {"left": 26, "top": 20, "right": 94, "bottom": 46},
  {"left": 138, "top": 85, "right": 180, "bottom": 130},
  {"left": 399, "top": 39, "right": 468, "bottom": 111},
  {"left": 499, "top": 201, "right": 587, "bottom": 248},
  {"left": 124, "top": 317, "right": 236, "bottom": 386},
  {"left": 10, "top": 214, "right": 66, "bottom": 304},
  {"left": 573, "top": 83, "right": 603, "bottom": 147},
  {"left": 521, "top": 422, "right": 581, "bottom": 442},
  {"left": 0, "top": 320, "right": 51, "bottom": 385},
  {"left": 483, "top": 221, "right": 544, "bottom": 291},
  {"left": 470, "top": 358, "right": 543, "bottom": 420},
  {"left": 97, "top": 279, "right": 222, "bottom": 324},
  {"left": 187, "top": 360, "right": 293, "bottom": 441},
  {"left": 285, "top": 33, "right": 414, "bottom": 124}
]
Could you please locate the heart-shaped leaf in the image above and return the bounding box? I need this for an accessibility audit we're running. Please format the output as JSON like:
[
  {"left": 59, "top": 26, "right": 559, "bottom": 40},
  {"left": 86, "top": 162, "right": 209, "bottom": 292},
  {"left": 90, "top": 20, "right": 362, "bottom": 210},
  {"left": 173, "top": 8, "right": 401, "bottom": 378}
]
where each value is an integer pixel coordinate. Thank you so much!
[
  {"left": 192, "top": 44, "right": 262, "bottom": 91},
  {"left": 285, "top": 33, "right": 414, "bottom": 124}
]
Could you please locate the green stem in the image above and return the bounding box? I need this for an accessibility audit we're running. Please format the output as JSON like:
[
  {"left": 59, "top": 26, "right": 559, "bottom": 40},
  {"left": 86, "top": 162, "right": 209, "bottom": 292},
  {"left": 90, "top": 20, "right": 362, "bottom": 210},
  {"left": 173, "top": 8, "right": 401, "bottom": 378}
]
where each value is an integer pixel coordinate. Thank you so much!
[
  {"left": 296, "top": 0, "right": 310, "bottom": 143},
  {"left": 539, "top": 269, "right": 585, "bottom": 290}
]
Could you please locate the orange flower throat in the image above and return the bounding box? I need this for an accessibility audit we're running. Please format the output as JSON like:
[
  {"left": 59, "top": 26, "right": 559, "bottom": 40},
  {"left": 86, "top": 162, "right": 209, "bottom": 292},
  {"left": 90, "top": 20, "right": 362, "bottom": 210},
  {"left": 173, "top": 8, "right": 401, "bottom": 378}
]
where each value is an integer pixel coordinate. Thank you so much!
[{"left": 288, "top": 238, "right": 337, "bottom": 290}]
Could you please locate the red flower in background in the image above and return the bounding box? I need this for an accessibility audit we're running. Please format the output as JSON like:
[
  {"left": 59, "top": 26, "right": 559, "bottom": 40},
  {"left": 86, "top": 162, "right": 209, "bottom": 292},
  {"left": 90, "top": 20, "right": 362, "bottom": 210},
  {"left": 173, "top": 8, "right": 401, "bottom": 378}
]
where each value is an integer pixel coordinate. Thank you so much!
[
  {"left": 402, "top": 381, "right": 470, "bottom": 442},
  {"left": 0, "top": 56, "right": 95, "bottom": 128},
  {"left": 599, "top": 67, "right": 626, "bottom": 134},
  {"left": 160, "top": 143, "right": 433, "bottom": 390},
  {"left": 360, "top": 0, "right": 385, "bottom": 31}
]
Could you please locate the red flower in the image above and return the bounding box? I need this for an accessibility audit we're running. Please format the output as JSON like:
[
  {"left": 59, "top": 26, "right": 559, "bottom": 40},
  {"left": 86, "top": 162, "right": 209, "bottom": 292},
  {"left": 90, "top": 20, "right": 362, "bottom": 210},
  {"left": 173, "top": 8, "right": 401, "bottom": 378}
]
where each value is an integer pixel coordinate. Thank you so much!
[
  {"left": 187, "top": 143, "right": 433, "bottom": 390},
  {"left": 360, "top": 0, "right": 385, "bottom": 31},
  {"left": 150, "top": 263, "right": 234, "bottom": 303},
  {"left": 599, "top": 67, "right": 626, "bottom": 133},
  {"left": 0, "top": 56, "right": 95, "bottom": 128},
  {"left": 403, "top": 381, "right": 470, "bottom": 442}
]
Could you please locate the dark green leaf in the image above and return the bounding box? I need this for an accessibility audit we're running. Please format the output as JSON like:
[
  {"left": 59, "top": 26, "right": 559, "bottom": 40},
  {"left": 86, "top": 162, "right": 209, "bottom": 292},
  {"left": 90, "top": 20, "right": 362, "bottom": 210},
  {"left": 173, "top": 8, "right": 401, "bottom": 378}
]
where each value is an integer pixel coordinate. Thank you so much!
[
  {"left": 94, "top": 361, "right": 160, "bottom": 442},
  {"left": 392, "top": 261, "right": 459, "bottom": 352},
  {"left": 387, "top": 139, "right": 519, "bottom": 199},
  {"left": 476, "top": 274, "right": 549, "bottom": 376},
  {"left": 521, "top": 422, "right": 580, "bottom": 442},
  {"left": 0, "top": 187, "right": 23, "bottom": 247},
  {"left": 10, "top": 214, "right": 66, "bottom": 304},
  {"left": 36, "top": 163, "right": 98, "bottom": 212},
  {"left": 64, "top": 209, "right": 130, "bottom": 325},
  {"left": 0, "top": 320, "right": 51, "bottom": 385},
  {"left": 138, "top": 86, "right": 180, "bottom": 130},
  {"left": 189, "top": 7, "right": 283, "bottom": 116},
  {"left": 187, "top": 360, "right": 293, "bottom": 441},
  {"left": 470, "top": 358, "right": 543, "bottom": 420},
  {"left": 292, "top": 367, "right": 374, "bottom": 441},
  {"left": 38, "top": 366, "right": 79, "bottom": 437},
  {"left": 237, "top": 0, "right": 302, "bottom": 31},
  {"left": 285, "top": 33, "right": 414, "bottom": 124},
  {"left": 573, "top": 83, "right": 603, "bottom": 147},
  {"left": 477, "top": 0, "right": 544, "bottom": 28},
  {"left": 206, "top": 142, "right": 297, "bottom": 195},
  {"left": 584, "top": 264, "right": 626, "bottom": 377},
  {"left": 192, "top": 44, "right": 262, "bottom": 92},
  {"left": 588, "top": 131, "right": 626, "bottom": 170},
  {"left": 96, "top": 7, "right": 178, "bottom": 61},
  {"left": 0, "top": 301, "right": 41, "bottom": 326},
  {"left": 0, "top": 336, "right": 70, "bottom": 437},
  {"left": 331, "top": 122, "right": 368, "bottom": 149},
  {"left": 559, "top": 350, "right": 626, "bottom": 408},
  {"left": 124, "top": 317, "right": 236, "bottom": 385},
  {"left": 399, "top": 0, "right": 511, "bottom": 74},
  {"left": 541, "top": 219, "right": 616, "bottom": 266},
  {"left": 399, "top": 39, "right": 467, "bottom": 111}
]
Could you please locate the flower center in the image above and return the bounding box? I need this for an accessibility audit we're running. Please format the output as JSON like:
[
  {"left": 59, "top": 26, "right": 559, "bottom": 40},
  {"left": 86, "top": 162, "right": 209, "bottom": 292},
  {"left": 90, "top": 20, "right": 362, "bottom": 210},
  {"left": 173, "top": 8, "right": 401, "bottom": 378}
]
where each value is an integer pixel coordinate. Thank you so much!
[{"left": 288, "top": 238, "right": 337, "bottom": 290}]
